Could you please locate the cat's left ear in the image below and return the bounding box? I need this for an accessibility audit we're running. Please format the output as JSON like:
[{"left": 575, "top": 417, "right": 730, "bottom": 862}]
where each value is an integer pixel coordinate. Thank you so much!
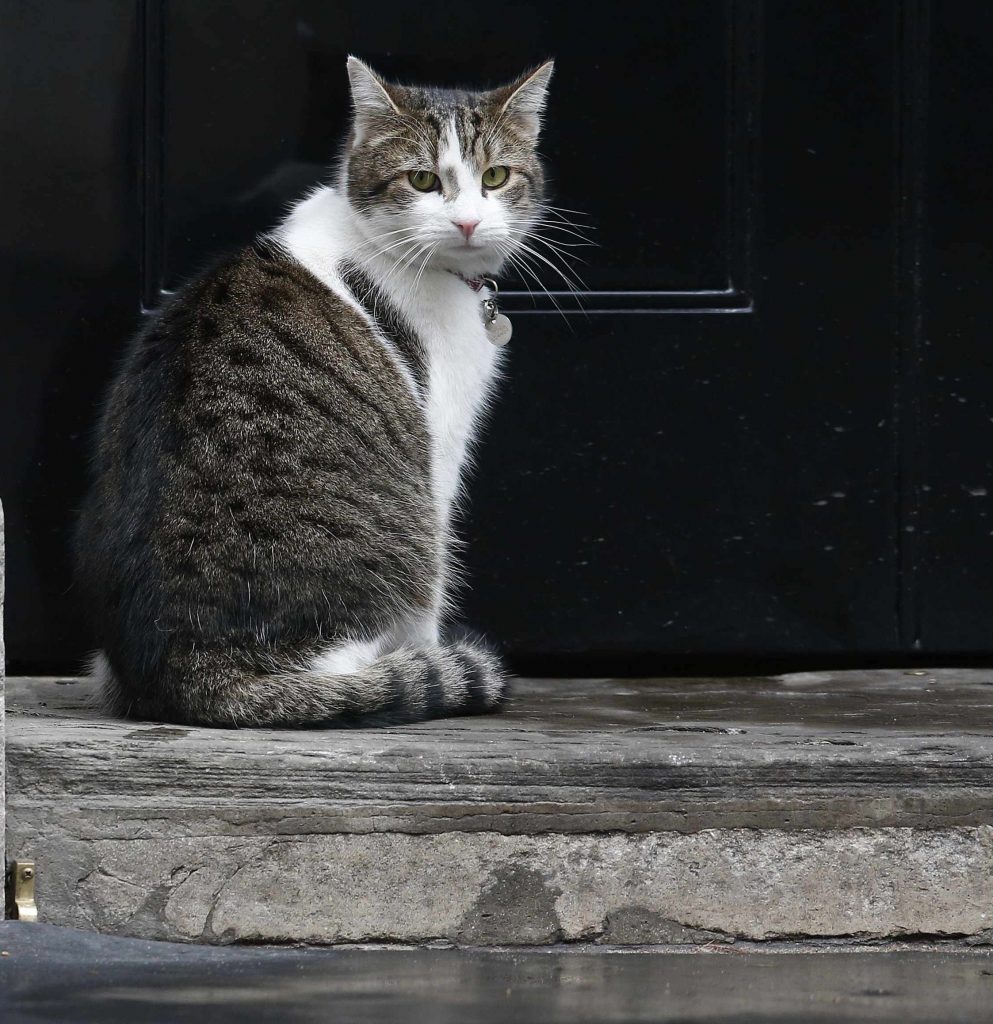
[{"left": 493, "top": 61, "right": 555, "bottom": 141}]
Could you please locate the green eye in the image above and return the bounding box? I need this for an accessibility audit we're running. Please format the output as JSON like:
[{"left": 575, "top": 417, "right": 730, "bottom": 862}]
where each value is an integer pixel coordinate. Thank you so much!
[
  {"left": 482, "top": 165, "right": 510, "bottom": 190},
  {"left": 408, "top": 170, "right": 439, "bottom": 192}
]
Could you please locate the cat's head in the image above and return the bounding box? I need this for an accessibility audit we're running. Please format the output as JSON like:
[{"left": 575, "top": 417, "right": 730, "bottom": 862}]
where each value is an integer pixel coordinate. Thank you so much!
[{"left": 343, "top": 57, "right": 553, "bottom": 279}]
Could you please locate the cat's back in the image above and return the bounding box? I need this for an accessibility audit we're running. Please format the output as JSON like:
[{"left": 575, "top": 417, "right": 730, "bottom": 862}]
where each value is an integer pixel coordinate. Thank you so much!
[
  {"left": 127, "top": 240, "right": 418, "bottom": 419},
  {"left": 88, "top": 240, "right": 427, "bottom": 515},
  {"left": 75, "top": 241, "right": 436, "bottom": 666}
]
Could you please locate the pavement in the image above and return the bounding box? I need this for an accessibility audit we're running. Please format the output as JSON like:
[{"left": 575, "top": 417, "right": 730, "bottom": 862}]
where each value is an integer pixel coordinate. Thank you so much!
[{"left": 2, "top": 923, "right": 992, "bottom": 1023}]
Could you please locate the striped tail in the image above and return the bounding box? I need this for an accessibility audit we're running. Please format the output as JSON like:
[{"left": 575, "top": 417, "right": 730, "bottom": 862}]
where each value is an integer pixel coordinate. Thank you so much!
[{"left": 96, "top": 642, "right": 507, "bottom": 727}]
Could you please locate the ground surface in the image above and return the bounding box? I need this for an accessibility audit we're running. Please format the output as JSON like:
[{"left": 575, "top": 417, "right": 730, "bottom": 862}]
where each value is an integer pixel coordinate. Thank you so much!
[{"left": 2, "top": 924, "right": 992, "bottom": 1023}]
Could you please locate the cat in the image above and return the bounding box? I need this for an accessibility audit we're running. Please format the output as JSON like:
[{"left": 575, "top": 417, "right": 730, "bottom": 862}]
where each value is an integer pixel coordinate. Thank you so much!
[{"left": 74, "top": 57, "right": 555, "bottom": 727}]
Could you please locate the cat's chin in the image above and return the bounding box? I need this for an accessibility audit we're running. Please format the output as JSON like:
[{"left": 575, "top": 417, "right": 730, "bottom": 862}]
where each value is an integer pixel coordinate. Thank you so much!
[{"left": 433, "top": 249, "right": 504, "bottom": 278}]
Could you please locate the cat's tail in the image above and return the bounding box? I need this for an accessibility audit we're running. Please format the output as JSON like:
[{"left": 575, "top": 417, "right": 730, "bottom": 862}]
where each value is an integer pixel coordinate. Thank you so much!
[{"left": 94, "top": 641, "right": 507, "bottom": 727}]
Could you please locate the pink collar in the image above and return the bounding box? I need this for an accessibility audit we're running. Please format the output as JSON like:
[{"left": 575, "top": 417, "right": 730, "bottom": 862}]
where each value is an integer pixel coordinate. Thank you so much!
[{"left": 450, "top": 272, "right": 486, "bottom": 292}]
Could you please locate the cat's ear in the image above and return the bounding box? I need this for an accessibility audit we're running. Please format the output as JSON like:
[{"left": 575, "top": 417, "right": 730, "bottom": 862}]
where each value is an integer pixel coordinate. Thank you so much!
[
  {"left": 492, "top": 61, "right": 555, "bottom": 140},
  {"left": 346, "top": 56, "right": 401, "bottom": 144}
]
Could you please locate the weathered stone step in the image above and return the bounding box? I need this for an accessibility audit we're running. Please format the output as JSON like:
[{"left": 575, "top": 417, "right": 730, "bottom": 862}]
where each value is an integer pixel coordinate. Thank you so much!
[{"left": 5, "top": 671, "right": 993, "bottom": 945}]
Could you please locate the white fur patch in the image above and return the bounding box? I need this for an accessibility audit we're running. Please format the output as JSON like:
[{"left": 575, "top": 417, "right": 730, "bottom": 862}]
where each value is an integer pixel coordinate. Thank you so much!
[
  {"left": 87, "top": 649, "right": 114, "bottom": 687},
  {"left": 438, "top": 120, "right": 488, "bottom": 231},
  {"left": 307, "top": 636, "right": 382, "bottom": 676},
  {"left": 277, "top": 184, "right": 505, "bottom": 627}
]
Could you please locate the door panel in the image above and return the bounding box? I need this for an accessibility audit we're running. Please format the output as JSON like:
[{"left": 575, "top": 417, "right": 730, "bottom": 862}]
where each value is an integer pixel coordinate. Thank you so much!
[
  {"left": 465, "top": 2, "right": 901, "bottom": 662},
  {"left": 1, "top": 1, "right": 989, "bottom": 673},
  {"left": 920, "top": 2, "right": 993, "bottom": 648},
  {"left": 156, "top": 1, "right": 736, "bottom": 301},
  {"left": 0, "top": 0, "right": 141, "bottom": 670}
]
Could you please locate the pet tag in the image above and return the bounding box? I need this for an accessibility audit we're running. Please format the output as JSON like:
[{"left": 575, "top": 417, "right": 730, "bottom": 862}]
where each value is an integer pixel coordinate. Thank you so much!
[
  {"left": 481, "top": 280, "right": 513, "bottom": 347},
  {"left": 485, "top": 312, "right": 513, "bottom": 346}
]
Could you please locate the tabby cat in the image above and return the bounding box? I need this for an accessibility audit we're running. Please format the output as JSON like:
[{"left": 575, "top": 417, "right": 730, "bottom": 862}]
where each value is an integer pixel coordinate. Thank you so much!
[{"left": 74, "top": 57, "right": 555, "bottom": 726}]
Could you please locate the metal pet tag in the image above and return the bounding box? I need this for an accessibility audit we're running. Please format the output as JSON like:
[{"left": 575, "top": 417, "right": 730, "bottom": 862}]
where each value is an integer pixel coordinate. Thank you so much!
[
  {"left": 481, "top": 279, "right": 513, "bottom": 347},
  {"left": 485, "top": 312, "right": 513, "bottom": 346}
]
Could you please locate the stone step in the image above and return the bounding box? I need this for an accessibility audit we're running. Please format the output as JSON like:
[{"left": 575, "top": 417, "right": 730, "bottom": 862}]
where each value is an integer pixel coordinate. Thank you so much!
[{"left": 5, "top": 670, "right": 993, "bottom": 945}]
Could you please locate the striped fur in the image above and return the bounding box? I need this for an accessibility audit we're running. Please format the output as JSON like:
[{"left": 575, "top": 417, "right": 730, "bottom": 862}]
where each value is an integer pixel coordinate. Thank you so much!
[
  {"left": 74, "top": 59, "right": 554, "bottom": 727},
  {"left": 92, "top": 643, "right": 503, "bottom": 727}
]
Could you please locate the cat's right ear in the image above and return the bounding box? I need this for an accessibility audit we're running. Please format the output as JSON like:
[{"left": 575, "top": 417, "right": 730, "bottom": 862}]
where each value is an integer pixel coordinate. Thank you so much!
[{"left": 346, "top": 56, "right": 400, "bottom": 145}]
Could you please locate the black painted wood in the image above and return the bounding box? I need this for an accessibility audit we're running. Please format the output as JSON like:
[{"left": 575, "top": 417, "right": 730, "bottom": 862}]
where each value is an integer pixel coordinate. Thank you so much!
[
  {"left": 1, "top": 1, "right": 143, "bottom": 671},
  {"left": 1, "top": 2, "right": 990, "bottom": 673},
  {"left": 920, "top": 3, "right": 993, "bottom": 649},
  {"left": 153, "top": 1, "right": 742, "bottom": 305}
]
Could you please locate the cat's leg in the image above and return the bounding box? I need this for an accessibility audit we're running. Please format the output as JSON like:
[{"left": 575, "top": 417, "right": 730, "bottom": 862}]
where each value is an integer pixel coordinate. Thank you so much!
[
  {"left": 379, "top": 606, "right": 442, "bottom": 652},
  {"left": 87, "top": 649, "right": 128, "bottom": 715},
  {"left": 307, "top": 636, "right": 384, "bottom": 675},
  {"left": 422, "top": 333, "right": 502, "bottom": 633},
  {"left": 87, "top": 649, "right": 115, "bottom": 687},
  {"left": 308, "top": 612, "right": 441, "bottom": 670}
]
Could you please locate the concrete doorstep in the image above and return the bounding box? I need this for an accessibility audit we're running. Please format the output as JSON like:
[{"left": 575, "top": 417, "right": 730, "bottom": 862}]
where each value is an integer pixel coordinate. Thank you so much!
[{"left": 4, "top": 671, "right": 993, "bottom": 946}]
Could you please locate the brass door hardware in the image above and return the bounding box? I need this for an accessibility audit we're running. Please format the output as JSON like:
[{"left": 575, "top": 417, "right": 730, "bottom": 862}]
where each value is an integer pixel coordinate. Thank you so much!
[{"left": 6, "top": 861, "right": 38, "bottom": 922}]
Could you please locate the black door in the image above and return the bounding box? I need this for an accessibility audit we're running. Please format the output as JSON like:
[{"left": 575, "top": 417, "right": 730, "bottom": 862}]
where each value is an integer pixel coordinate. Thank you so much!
[{"left": 2, "top": 1, "right": 991, "bottom": 674}]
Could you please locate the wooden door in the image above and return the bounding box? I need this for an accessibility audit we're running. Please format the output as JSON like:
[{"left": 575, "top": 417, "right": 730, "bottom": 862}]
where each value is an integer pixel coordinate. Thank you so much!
[{"left": 1, "top": 2, "right": 989, "bottom": 674}]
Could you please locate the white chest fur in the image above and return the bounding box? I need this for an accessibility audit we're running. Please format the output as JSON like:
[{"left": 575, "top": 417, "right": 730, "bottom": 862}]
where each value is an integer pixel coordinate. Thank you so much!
[
  {"left": 274, "top": 187, "right": 504, "bottom": 532},
  {"left": 405, "top": 275, "right": 504, "bottom": 528}
]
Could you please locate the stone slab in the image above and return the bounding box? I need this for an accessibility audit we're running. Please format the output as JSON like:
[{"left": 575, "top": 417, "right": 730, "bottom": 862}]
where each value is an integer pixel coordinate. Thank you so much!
[
  {"left": 5, "top": 670, "right": 993, "bottom": 943},
  {"left": 1, "top": 503, "right": 5, "bottom": 882},
  {"left": 18, "top": 827, "right": 993, "bottom": 946},
  {"left": 7, "top": 671, "right": 993, "bottom": 836}
]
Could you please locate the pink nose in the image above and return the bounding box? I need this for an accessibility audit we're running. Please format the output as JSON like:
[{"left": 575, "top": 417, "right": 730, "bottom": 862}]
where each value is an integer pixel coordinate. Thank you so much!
[{"left": 453, "top": 219, "right": 480, "bottom": 240}]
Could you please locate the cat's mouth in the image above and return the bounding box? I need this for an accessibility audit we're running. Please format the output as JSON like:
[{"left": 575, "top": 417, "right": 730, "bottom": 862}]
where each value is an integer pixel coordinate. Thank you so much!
[
  {"left": 433, "top": 236, "right": 505, "bottom": 276},
  {"left": 443, "top": 240, "right": 493, "bottom": 260}
]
